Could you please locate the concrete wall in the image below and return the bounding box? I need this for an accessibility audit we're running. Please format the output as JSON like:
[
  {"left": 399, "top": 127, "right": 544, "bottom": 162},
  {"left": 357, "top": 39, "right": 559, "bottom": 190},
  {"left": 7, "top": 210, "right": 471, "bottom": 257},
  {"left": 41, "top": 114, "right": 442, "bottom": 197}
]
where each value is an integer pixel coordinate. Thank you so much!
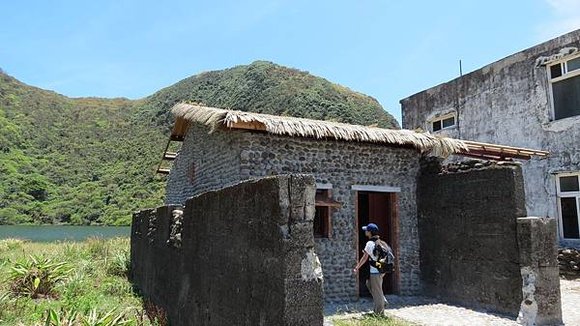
[
  {"left": 164, "top": 125, "right": 423, "bottom": 300},
  {"left": 517, "top": 217, "right": 562, "bottom": 326},
  {"left": 132, "top": 175, "right": 324, "bottom": 326},
  {"left": 417, "top": 160, "right": 562, "bottom": 323},
  {"left": 401, "top": 29, "right": 580, "bottom": 248}
]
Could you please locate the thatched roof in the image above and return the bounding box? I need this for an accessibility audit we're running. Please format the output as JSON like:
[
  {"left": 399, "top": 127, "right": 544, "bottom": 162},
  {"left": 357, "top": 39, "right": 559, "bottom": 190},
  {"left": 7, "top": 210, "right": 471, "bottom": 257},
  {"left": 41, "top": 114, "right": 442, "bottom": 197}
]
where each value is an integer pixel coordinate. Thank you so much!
[{"left": 171, "top": 103, "right": 468, "bottom": 157}]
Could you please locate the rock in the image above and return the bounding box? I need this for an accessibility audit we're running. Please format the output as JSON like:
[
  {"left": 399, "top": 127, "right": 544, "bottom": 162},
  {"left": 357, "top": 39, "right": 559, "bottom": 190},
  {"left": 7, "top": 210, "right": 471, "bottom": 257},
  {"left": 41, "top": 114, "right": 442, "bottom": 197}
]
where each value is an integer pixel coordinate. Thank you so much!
[{"left": 558, "top": 248, "right": 580, "bottom": 279}]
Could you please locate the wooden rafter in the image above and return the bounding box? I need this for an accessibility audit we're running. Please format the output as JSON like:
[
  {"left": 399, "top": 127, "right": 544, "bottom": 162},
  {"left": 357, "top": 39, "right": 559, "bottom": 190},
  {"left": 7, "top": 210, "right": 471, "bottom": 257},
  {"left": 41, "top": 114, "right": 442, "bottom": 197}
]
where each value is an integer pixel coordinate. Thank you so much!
[
  {"left": 227, "top": 120, "right": 267, "bottom": 132},
  {"left": 163, "top": 152, "right": 178, "bottom": 160},
  {"left": 156, "top": 139, "right": 183, "bottom": 175},
  {"left": 461, "top": 140, "right": 548, "bottom": 160},
  {"left": 170, "top": 117, "right": 190, "bottom": 141}
]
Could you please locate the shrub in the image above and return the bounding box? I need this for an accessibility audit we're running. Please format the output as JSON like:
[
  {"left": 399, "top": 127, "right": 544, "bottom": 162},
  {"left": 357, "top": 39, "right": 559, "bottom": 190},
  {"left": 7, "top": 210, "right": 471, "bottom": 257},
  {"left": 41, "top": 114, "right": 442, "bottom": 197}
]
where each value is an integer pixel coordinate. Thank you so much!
[
  {"left": 81, "top": 308, "right": 135, "bottom": 326},
  {"left": 9, "top": 255, "right": 72, "bottom": 298},
  {"left": 0, "top": 291, "right": 14, "bottom": 320},
  {"left": 102, "top": 278, "right": 132, "bottom": 297},
  {"left": 44, "top": 308, "right": 136, "bottom": 326},
  {"left": 87, "top": 237, "right": 109, "bottom": 258},
  {"left": 44, "top": 308, "right": 79, "bottom": 326},
  {"left": 107, "top": 249, "right": 130, "bottom": 277}
]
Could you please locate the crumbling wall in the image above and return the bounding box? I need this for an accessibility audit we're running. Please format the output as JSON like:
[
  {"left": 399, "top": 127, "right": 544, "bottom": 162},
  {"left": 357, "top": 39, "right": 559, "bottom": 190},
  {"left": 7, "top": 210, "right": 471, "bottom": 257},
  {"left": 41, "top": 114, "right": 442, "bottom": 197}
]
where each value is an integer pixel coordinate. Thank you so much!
[
  {"left": 131, "top": 175, "right": 324, "bottom": 326},
  {"left": 418, "top": 160, "right": 562, "bottom": 324}
]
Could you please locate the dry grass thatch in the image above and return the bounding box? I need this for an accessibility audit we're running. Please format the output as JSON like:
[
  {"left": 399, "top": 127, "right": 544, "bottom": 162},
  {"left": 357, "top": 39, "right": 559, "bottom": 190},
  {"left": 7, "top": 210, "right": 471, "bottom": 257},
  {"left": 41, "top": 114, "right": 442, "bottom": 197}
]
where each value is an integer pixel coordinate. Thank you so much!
[{"left": 171, "top": 103, "right": 468, "bottom": 157}]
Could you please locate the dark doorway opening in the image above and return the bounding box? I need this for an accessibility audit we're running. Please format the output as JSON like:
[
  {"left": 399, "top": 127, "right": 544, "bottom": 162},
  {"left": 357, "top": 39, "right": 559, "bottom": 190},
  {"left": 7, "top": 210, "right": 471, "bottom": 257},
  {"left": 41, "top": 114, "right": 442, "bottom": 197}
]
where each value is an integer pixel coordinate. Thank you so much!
[{"left": 357, "top": 191, "right": 398, "bottom": 297}]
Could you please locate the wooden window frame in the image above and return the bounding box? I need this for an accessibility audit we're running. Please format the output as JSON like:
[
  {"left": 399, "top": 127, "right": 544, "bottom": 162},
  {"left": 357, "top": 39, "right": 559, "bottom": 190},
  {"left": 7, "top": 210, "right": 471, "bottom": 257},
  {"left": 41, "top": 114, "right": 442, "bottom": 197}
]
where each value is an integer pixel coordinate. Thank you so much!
[
  {"left": 188, "top": 162, "right": 196, "bottom": 184},
  {"left": 314, "top": 188, "right": 341, "bottom": 238},
  {"left": 556, "top": 172, "right": 580, "bottom": 240}
]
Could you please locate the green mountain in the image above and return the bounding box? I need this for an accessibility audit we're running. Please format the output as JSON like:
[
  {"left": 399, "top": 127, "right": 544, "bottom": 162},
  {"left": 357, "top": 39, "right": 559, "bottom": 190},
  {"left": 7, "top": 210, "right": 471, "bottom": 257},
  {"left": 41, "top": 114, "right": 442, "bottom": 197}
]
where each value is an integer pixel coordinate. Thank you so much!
[
  {"left": 0, "top": 72, "right": 166, "bottom": 225},
  {"left": 0, "top": 61, "right": 398, "bottom": 225},
  {"left": 140, "top": 61, "right": 398, "bottom": 129}
]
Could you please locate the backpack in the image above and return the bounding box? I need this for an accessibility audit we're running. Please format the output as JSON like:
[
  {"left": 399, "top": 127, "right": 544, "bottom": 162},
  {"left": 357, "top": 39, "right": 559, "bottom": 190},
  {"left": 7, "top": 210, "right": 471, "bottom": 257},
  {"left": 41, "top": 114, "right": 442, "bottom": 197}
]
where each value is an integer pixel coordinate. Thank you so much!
[{"left": 371, "top": 239, "right": 395, "bottom": 274}]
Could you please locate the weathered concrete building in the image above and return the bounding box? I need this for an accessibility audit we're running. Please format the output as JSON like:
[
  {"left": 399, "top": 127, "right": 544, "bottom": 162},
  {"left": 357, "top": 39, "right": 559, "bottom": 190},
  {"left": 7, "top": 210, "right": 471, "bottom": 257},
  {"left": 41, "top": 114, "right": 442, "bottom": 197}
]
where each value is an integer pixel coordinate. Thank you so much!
[{"left": 401, "top": 29, "right": 580, "bottom": 248}]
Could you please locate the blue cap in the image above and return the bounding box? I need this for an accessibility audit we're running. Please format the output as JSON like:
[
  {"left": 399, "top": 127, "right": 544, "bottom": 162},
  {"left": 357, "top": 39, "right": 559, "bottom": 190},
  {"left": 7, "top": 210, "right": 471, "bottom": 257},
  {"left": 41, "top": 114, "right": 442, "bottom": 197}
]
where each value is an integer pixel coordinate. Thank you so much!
[{"left": 362, "top": 223, "right": 379, "bottom": 232}]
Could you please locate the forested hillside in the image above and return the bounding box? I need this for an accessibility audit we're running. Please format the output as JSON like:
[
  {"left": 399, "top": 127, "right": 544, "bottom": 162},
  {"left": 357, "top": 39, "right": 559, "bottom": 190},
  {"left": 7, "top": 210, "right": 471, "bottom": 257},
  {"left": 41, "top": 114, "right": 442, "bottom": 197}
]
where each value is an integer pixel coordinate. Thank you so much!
[
  {"left": 0, "top": 61, "right": 398, "bottom": 225},
  {"left": 0, "top": 72, "right": 166, "bottom": 225},
  {"left": 140, "top": 61, "right": 398, "bottom": 129}
]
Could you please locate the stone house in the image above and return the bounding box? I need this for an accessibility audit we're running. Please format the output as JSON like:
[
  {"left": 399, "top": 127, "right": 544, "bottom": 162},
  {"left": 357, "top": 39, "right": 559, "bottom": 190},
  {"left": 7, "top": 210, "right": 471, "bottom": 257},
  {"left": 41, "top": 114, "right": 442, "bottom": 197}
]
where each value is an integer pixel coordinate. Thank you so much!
[
  {"left": 400, "top": 29, "right": 580, "bottom": 248},
  {"left": 157, "top": 103, "right": 545, "bottom": 302}
]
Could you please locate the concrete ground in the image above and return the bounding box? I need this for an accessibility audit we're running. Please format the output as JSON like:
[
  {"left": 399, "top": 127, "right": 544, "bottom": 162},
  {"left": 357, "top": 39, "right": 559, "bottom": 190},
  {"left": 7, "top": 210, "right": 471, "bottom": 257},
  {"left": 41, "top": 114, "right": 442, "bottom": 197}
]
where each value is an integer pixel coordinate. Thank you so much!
[{"left": 325, "top": 279, "right": 580, "bottom": 325}]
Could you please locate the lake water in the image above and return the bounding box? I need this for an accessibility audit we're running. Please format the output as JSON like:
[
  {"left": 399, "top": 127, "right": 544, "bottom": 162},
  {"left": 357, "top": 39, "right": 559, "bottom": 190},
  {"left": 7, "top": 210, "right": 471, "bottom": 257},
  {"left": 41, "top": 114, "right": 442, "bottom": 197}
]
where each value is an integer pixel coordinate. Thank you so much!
[{"left": 0, "top": 225, "right": 131, "bottom": 242}]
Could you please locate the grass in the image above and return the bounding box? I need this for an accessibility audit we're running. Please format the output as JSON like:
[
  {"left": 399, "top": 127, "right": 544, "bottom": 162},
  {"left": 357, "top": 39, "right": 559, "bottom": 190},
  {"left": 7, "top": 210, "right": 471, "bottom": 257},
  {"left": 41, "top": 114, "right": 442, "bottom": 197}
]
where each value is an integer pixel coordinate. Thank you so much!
[
  {"left": 0, "top": 237, "right": 409, "bottom": 326},
  {"left": 333, "top": 314, "right": 412, "bottom": 326},
  {"left": 0, "top": 237, "right": 159, "bottom": 325}
]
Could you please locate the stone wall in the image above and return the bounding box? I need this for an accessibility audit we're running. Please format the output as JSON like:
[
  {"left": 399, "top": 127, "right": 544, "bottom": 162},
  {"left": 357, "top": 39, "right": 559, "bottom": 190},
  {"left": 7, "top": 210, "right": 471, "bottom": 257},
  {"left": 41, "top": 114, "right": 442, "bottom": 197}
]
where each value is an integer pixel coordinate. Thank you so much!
[
  {"left": 165, "top": 124, "right": 243, "bottom": 205},
  {"left": 132, "top": 175, "right": 324, "bottom": 326},
  {"left": 236, "top": 131, "right": 422, "bottom": 299},
  {"left": 401, "top": 29, "right": 580, "bottom": 248},
  {"left": 418, "top": 160, "right": 562, "bottom": 323},
  {"left": 165, "top": 125, "right": 423, "bottom": 300}
]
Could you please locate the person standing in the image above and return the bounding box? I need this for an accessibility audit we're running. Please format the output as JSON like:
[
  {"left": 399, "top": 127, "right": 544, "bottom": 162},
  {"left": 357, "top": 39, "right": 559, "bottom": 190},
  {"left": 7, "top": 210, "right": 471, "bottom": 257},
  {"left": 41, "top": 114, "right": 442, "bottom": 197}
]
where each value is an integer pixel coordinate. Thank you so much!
[{"left": 353, "top": 223, "right": 387, "bottom": 315}]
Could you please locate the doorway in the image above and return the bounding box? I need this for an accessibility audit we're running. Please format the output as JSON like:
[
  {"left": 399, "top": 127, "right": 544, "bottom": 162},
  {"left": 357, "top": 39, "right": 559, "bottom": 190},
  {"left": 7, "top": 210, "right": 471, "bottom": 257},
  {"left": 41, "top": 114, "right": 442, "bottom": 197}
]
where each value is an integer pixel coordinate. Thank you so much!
[{"left": 356, "top": 191, "right": 399, "bottom": 297}]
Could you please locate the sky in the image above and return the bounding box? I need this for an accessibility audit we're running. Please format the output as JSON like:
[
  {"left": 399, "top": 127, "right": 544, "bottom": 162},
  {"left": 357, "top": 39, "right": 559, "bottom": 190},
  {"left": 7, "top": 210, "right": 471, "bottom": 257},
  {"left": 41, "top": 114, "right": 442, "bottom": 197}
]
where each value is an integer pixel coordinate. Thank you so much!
[{"left": 1, "top": 0, "right": 580, "bottom": 124}]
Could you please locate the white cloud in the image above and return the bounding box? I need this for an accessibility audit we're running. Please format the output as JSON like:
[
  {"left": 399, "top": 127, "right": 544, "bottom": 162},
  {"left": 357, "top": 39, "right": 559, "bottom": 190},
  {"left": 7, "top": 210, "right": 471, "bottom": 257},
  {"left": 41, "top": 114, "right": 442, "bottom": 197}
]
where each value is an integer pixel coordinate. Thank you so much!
[
  {"left": 538, "top": 0, "right": 580, "bottom": 40},
  {"left": 546, "top": 0, "right": 580, "bottom": 13}
]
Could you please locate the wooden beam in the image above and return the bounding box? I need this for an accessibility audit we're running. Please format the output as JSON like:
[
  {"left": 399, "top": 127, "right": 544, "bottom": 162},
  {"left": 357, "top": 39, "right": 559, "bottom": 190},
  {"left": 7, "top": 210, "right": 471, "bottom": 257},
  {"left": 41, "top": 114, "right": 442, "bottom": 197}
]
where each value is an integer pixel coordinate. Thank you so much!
[
  {"left": 315, "top": 200, "right": 342, "bottom": 208},
  {"left": 466, "top": 149, "right": 532, "bottom": 160},
  {"left": 227, "top": 120, "right": 267, "bottom": 131},
  {"left": 463, "top": 140, "right": 549, "bottom": 157},
  {"left": 464, "top": 148, "right": 531, "bottom": 160},
  {"left": 171, "top": 117, "right": 190, "bottom": 140},
  {"left": 156, "top": 139, "right": 171, "bottom": 175},
  {"left": 163, "top": 152, "right": 177, "bottom": 160},
  {"left": 390, "top": 193, "right": 401, "bottom": 294},
  {"left": 157, "top": 168, "right": 171, "bottom": 175}
]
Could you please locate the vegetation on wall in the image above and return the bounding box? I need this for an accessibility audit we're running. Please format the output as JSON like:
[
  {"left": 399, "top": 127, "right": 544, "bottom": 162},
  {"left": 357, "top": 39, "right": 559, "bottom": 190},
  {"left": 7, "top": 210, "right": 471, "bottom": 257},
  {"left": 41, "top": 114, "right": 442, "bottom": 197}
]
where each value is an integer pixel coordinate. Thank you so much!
[{"left": 0, "top": 61, "right": 397, "bottom": 225}]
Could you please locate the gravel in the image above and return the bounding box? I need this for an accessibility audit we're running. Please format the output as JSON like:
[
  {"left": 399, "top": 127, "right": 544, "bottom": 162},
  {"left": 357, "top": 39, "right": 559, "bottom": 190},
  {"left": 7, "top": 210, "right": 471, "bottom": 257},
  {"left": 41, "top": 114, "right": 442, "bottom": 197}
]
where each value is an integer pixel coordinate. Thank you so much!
[{"left": 325, "top": 279, "right": 580, "bottom": 325}]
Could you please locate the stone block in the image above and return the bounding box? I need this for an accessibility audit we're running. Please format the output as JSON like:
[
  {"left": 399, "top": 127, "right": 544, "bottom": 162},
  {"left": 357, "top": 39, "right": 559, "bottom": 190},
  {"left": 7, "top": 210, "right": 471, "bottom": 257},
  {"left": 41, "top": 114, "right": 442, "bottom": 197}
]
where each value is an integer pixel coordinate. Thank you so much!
[{"left": 517, "top": 217, "right": 562, "bottom": 325}]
